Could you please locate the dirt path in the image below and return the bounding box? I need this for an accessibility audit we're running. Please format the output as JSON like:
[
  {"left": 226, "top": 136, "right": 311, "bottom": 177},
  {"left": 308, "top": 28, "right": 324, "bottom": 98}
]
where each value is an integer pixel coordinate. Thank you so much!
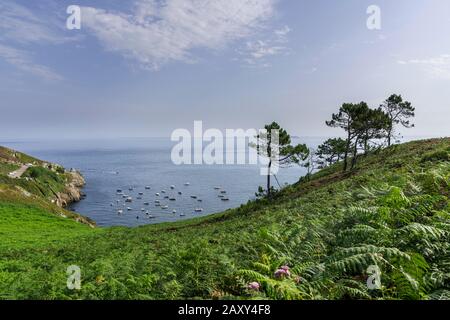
[{"left": 9, "top": 165, "right": 29, "bottom": 179}]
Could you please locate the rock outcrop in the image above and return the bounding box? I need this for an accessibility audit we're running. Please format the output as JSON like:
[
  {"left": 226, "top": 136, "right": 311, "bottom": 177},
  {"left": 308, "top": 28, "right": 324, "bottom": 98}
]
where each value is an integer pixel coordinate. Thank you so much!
[{"left": 55, "top": 170, "right": 86, "bottom": 207}]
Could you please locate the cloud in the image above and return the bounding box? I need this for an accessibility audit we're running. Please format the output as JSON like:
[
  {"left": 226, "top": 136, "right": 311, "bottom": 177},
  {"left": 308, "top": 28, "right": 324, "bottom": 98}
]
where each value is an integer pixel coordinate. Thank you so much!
[
  {"left": 0, "top": 1, "right": 69, "bottom": 44},
  {"left": 238, "top": 25, "right": 291, "bottom": 67},
  {"left": 0, "top": 1, "right": 70, "bottom": 80},
  {"left": 81, "top": 0, "right": 278, "bottom": 70},
  {"left": 398, "top": 54, "right": 450, "bottom": 80},
  {"left": 0, "top": 44, "right": 63, "bottom": 81}
]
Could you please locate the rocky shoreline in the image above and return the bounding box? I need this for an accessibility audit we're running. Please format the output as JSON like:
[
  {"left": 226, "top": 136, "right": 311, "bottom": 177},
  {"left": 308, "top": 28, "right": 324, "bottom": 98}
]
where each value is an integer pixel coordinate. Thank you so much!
[{"left": 55, "top": 170, "right": 86, "bottom": 207}]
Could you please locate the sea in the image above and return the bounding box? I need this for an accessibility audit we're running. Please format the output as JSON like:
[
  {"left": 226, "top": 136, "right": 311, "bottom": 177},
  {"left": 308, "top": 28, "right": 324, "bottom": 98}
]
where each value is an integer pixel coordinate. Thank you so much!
[{"left": 0, "top": 137, "right": 327, "bottom": 227}]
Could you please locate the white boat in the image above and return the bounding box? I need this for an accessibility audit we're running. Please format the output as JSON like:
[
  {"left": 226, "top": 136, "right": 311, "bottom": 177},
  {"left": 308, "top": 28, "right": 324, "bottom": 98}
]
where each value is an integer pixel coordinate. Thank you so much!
[
  {"left": 141, "top": 208, "right": 145, "bottom": 212},
  {"left": 127, "top": 207, "right": 132, "bottom": 211},
  {"left": 161, "top": 190, "right": 166, "bottom": 193},
  {"left": 155, "top": 193, "right": 160, "bottom": 196},
  {"left": 145, "top": 211, "right": 150, "bottom": 215},
  {"left": 125, "top": 197, "right": 133, "bottom": 202},
  {"left": 148, "top": 215, "right": 155, "bottom": 219},
  {"left": 184, "top": 182, "right": 190, "bottom": 186},
  {"left": 155, "top": 203, "right": 161, "bottom": 207},
  {"left": 172, "top": 209, "right": 177, "bottom": 214},
  {"left": 117, "top": 209, "right": 123, "bottom": 214},
  {"left": 180, "top": 213, "right": 186, "bottom": 217},
  {"left": 170, "top": 185, "right": 175, "bottom": 189},
  {"left": 128, "top": 187, "right": 133, "bottom": 191},
  {"left": 194, "top": 208, "right": 203, "bottom": 212},
  {"left": 155, "top": 199, "right": 160, "bottom": 203},
  {"left": 161, "top": 205, "right": 169, "bottom": 209},
  {"left": 218, "top": 195, "right": 224, "bottom": 198}
]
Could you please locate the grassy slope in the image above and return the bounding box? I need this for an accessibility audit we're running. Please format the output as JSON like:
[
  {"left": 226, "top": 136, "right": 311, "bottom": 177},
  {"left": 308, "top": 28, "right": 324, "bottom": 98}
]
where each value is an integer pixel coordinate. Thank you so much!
[{"left": 0, "top": 138, "right": 449, "bottom": 300}]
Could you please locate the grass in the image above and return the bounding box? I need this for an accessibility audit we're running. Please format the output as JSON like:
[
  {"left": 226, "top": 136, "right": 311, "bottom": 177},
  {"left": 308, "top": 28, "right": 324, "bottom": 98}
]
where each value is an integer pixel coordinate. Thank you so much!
[
  {"left": 0, "top": 138, "right": 449, "bottom": 300},
  {"left": 0, "top": 202, "right": 98, "bottom": 250}
]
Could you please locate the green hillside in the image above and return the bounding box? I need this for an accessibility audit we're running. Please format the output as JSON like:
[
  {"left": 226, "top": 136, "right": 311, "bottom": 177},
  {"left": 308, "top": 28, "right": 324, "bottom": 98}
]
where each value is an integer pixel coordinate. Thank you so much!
[{"left": 0, "top": 138, "right": 449, "bottom": 300}]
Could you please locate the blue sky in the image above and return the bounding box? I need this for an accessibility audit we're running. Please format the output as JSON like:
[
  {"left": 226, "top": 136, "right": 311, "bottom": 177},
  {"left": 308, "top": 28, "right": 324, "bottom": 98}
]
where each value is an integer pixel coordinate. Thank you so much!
[{"left": 1, "top": 0, "right": 449, "bottom": 139}]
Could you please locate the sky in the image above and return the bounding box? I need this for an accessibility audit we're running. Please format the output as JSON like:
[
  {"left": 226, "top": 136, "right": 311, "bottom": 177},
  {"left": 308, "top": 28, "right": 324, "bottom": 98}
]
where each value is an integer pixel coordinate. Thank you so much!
[{"left": 0, "top": 0, "right": 449, "bottom": 140}]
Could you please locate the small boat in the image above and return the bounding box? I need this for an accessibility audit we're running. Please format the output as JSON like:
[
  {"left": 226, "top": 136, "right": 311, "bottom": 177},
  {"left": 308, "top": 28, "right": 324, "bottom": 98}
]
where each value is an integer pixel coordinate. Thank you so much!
[
  {"left": 117, "top": 189, "right": 122, "bottom": 193},
  {"left": 161, "top": 205, "right": 169, "bottom": 209},
  {"left": 155, "top": 193, "right": 160, "bottom": 196},
  {"left": 190, "top": 195, "right": 197, "bottom": 199},
  {"left": 122, "top": 195, "right": 128, "bottom": 199},
  {"left": 155, "top": 203, "right": 161, "bottom": 207},
  {"left": 170, "top": 185, "right": 175, "bottom": 189},
  {"left": 138, "top": 192, "right": 144, "bottom": 196},
  {"left": 221, "top": 198, "right": 230, "bottom": 201},
  {"left": 169, "top": 197, "right": 176, "bottom": 201},
  {"left": 172, "top": 209, "right": 177, "bottom": 214},
  {"left": 218, "top": 194, "right": 225, "bottom": 198},
  {"left": 137, "top": 196, "right": 142, "bottom": 200},
  {"left": 145, "top": 210, "right": 150, "bottom": 215},
  {"left": 161, "top": 190, "right": 166, "bottom": 193},
  {"left": 145, "top": 186, "right": 151, "bottom": 190},
  {"left": 110, "top": 203, "right": 113, "bottom": 206},
  {"left": 178, "top": 191, "right": 182, "bottom": 195},
  {"left": 117, "top": 209, "right": 123, "bottom": 214},
  {"left": 141, "top": 208, "right": 145, "bottom": 212},
  {"left": 164, "top": 195, "right": 169, "bottom": 199},
  {"left": 214, "top": 186, "right": 221, "bottom": 190},
  {"left": 155, "top": 199, "right": 160, "bottom": 203},
  {"left": 125, "top": 197, "right": 133, "bottom": 202},
  {"left": 144, "top": 202, "right": 149, "bottom": 205},
  {"left": 148, "top": 215, "right": 155, "bottom": 219},
  {"left": 184, "top": 182, "right": 190, "bottom": 186},
  {"left": 194, "top": 208, "right": 203, "bottom": 212},
  {"left": 220, "top": 190, "right": 227, "bottom": 194},
  {"left": 129, "top": 187, "right": 133, "bottom": 191},
  {"left": 136, "top": 216, "right": 139, "bottom": 219},
  {"left": 127, "top": 207, "right": 132, "bottom": 211},
  {"left": 180, "top": 213, "right": 186, "bottom": 217}
]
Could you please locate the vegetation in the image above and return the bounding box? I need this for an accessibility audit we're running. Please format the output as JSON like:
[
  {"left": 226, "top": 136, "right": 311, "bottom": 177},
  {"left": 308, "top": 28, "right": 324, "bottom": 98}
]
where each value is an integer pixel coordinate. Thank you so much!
[
  {"left": 1, "top": 95, "right": 449, "bottom": 300},
  {"left": 380, "top": 94, "right": 415, "bottom": 146},
  {"left": 0, "top": 138, "right": 448, "bottom": 300},
  {"left": 252, "top": 122, "right": 309, "bottom": 196}
]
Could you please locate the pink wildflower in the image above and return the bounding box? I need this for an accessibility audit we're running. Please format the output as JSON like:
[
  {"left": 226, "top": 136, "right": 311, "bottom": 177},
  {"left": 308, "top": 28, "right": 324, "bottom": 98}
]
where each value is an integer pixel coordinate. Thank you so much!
[{"left": 247, "top": 282, "right": 261, "bottom": 291}]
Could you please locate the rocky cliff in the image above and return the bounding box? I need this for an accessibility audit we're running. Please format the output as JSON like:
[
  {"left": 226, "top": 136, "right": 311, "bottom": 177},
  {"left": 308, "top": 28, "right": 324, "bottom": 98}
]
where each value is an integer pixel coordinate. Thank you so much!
[{"left": 55, "top": 170, "right": 86, "bottom": 207}]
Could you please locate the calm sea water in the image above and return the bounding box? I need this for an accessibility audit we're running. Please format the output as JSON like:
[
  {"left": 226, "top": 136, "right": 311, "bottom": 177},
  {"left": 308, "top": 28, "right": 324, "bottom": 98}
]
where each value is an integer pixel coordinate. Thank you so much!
[{"left": 1, "top": 137, "right": 323, "bottom": 227}]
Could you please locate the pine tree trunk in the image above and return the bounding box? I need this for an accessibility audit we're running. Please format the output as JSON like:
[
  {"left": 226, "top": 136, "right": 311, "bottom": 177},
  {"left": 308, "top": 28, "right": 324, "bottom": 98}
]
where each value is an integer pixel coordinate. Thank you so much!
[
  {"left": 351, "top": 139, "right": 359, "bottom": 169},
  {"left": 343, "top": 132, "right": 351, "bottom": 172}
]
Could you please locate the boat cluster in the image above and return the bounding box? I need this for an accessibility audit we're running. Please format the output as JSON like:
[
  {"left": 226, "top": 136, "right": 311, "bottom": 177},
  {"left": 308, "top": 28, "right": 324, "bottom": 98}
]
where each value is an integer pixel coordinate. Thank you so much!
[{"left": 112, "top": 182, "right": 230, "bottom": 220}]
